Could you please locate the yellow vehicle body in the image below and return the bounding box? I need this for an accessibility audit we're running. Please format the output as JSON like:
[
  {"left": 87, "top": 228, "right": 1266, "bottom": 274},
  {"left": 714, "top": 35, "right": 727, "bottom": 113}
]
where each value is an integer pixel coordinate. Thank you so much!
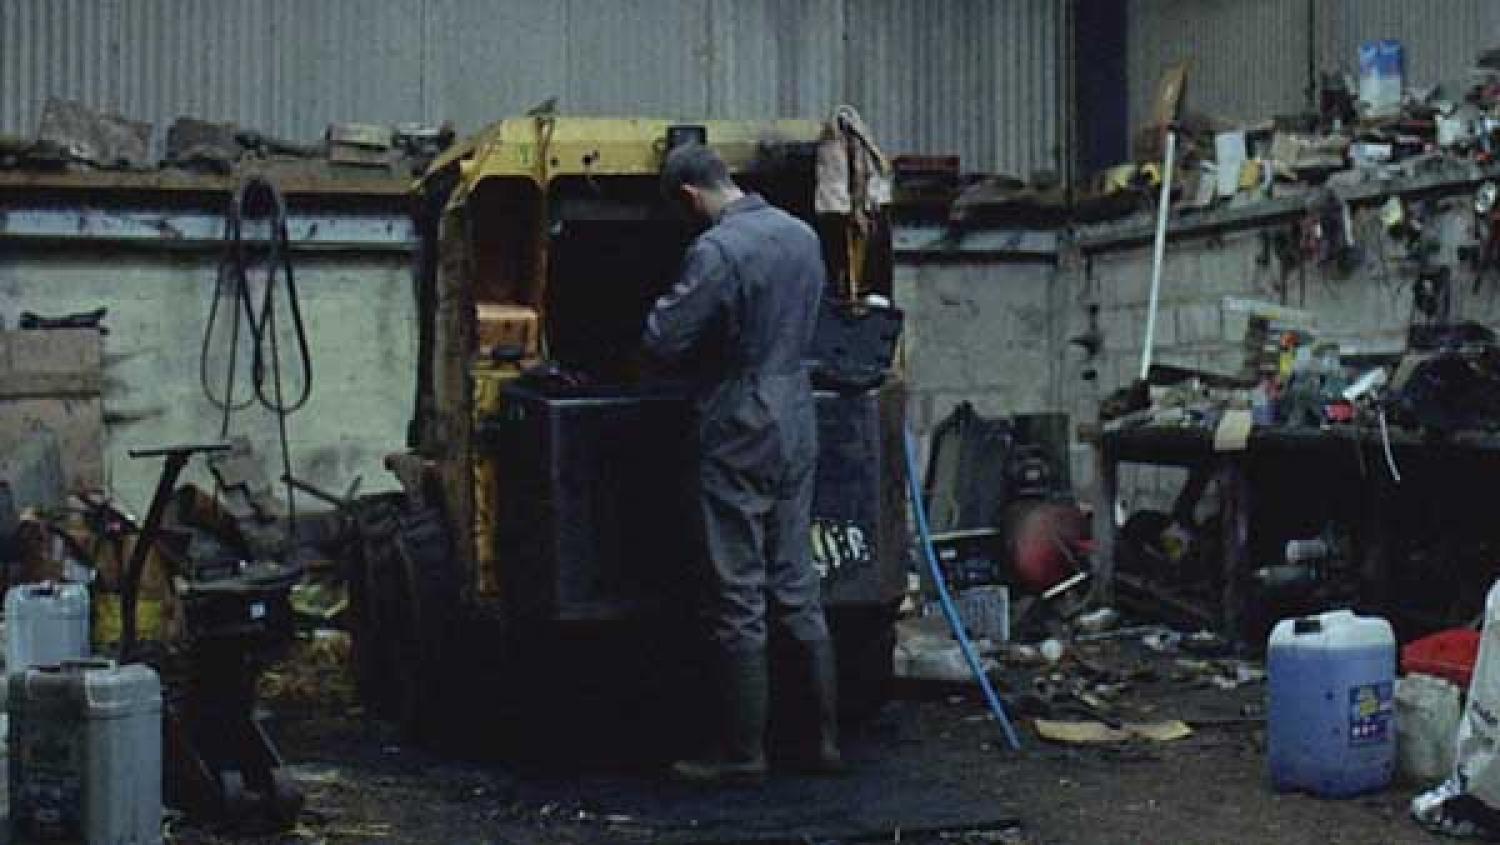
[
  {"left": 434, "top": 117, "right": 828, "bottom": 187},
  {"left": 412, "top": 116, "right": 885, "bottom": 602}
]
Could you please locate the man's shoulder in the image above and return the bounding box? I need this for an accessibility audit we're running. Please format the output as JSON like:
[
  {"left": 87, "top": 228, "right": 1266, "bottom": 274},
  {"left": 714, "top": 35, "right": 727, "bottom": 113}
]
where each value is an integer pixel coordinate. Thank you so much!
[
  {"left": 685, "top": 233, "right": 730, "bottom": 268},
  {"left": 719, "top": 203, "right": 817, "bottom": 245}
]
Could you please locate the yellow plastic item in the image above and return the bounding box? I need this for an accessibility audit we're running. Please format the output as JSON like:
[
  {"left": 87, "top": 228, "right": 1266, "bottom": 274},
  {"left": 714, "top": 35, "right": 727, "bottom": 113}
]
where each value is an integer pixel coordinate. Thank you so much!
[
  {"left": 427, "top": 117, "right": 826, "bottom": 191},
  {"left": 93, "top": 593, "right": 164, "bottom": 647},
  {"left": 476, "top": 302, "right": 540, "bottom": 359},
  {"left": 471, "top": 362, "right": 524, "bottom": 598},
  {"left": 1238, "top": 160, "right": 1264, "bottom": 190}
]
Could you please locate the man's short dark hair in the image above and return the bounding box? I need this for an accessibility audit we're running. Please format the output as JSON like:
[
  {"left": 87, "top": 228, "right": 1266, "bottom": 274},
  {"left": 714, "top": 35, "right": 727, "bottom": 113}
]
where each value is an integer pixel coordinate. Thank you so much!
[{"left": 661, "top": 143, "right": 731, "bottom": 197}]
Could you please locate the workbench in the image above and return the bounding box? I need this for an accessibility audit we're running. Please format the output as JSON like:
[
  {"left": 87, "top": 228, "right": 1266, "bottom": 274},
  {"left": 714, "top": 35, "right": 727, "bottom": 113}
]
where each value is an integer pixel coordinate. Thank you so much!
[{"left": 1091, "top": 422, "right": 1500, "bottom": 639}]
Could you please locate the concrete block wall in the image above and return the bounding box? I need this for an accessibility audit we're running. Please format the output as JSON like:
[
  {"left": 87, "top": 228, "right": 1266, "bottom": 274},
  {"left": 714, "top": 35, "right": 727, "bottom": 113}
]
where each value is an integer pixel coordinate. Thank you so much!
[
  {"left": 0, "top": 248, "right": 415, "bottom": 514},
  {"left": 895, "top": 257, "right": 1062, "bottom": 436}
]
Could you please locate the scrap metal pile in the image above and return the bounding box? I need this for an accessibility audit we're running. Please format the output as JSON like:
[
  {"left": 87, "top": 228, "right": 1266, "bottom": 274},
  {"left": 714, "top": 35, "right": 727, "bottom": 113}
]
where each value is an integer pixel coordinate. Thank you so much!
[{"left": 0, "top": 96, "right": 454, "bottom": 178}]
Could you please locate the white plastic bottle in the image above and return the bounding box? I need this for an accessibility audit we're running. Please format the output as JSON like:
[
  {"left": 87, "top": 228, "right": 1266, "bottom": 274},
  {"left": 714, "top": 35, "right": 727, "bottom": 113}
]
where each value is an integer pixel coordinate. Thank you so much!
[{"left": 4, "top": 583, "right": 90, "bottom": 673}]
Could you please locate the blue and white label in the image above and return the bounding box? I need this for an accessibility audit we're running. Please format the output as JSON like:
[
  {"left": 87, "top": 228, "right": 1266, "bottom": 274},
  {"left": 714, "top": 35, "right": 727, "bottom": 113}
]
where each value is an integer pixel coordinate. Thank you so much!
[{"left": 1349, "top": 682, "right": 1394, "bottom": 746}]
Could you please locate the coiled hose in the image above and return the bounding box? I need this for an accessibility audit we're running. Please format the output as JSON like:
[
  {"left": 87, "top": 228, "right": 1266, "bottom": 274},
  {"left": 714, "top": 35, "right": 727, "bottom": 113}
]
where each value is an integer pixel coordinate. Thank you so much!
[{"left": 199, "top": 176, "right": 313, "bottom": 520}]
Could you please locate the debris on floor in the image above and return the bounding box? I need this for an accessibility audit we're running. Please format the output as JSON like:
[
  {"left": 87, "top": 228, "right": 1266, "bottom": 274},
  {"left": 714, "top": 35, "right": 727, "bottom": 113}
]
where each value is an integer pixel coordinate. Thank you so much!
[
  {"left": 260, "top": 630, "right": 359, "bottom": 712},
  {"left": 1032, "top": 719, "right": 1193, "bottom": 744}
]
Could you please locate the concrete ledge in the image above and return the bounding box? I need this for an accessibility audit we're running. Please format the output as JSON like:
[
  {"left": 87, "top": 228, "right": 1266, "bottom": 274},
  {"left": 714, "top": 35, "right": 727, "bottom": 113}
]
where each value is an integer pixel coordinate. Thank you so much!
[{"left": 1076, "top": 162, "right": 1500, "bottom": 254}]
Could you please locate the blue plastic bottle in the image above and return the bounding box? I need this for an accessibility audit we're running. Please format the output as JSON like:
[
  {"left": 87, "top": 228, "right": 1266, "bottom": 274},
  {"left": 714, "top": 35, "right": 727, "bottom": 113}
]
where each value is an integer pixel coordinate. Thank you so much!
[{"left": 1268, "top": 609, "right": 1396, "bottom": 797}]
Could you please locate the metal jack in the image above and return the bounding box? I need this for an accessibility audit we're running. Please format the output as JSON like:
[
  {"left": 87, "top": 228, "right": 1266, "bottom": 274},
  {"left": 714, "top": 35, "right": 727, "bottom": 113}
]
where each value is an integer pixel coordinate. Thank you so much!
[{"left": 122, "top": 442, "right": 305, "bottom": 830}]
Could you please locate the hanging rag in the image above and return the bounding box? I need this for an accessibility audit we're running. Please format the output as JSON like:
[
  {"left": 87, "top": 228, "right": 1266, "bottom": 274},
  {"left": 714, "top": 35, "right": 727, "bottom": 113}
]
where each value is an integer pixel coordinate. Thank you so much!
[{"left": 816, "top": 105, "right": 892, "bottom": 229}]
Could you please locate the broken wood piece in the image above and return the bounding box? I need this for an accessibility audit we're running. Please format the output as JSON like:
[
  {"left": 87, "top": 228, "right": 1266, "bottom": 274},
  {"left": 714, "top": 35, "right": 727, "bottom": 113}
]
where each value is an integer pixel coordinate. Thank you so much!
[{"left": 1033, "top": 718, "right": 1194, "bottom": 744}]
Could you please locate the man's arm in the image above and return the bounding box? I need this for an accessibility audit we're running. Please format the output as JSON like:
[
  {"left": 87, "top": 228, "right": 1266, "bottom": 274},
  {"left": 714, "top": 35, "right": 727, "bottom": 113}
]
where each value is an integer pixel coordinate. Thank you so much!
[{"left": 643, "top": 238, "right": 732, "bottom": 363}]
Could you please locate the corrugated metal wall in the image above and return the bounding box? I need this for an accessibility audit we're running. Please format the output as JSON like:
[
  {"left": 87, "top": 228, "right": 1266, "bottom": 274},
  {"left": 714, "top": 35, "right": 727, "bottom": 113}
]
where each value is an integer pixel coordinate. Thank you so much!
[
  {"left": 0, "top": 0, "right": 1063, "bottom": 176},
  {"left": 1127, "top": 0, "right": 1312, "bottom": 130},
  {"left": 1315, "top": 0, "right": 1500, "bottom": 89},
  {"left": 1128, "top": 0, "right": 1500, "bottom": 138},
  {"left": 845, "top": 0, "right": 1063, "bottom": 179}
]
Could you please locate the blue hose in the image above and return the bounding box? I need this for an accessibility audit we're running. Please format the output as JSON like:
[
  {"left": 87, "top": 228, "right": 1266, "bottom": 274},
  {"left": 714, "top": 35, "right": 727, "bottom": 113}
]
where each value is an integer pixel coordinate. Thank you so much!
[{"left": 903, "top": 429, "right": 1023, "bottom": 751}]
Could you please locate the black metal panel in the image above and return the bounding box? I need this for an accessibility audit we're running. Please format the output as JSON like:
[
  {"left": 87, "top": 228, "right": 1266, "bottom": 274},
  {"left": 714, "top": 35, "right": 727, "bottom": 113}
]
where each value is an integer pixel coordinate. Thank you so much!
[
  {"left": 493, "top": 386, "right": 699, "bottom": 622},
  {"left": 489, "top": 381, "right": 909, "bottom": 623},
  {"left": 814, "top": 383, "right": 910, "bottom": 605}
]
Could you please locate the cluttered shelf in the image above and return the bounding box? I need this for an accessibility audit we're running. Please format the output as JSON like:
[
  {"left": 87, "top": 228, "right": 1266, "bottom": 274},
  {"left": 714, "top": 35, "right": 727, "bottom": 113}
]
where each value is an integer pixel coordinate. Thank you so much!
[
  {"left": 885, "top": 154, "right": 1500, "bottom": 259},
  {"left": 0, "top": 103, "right": 448, "bottom": 205},
  {"left": 1090, "top": 311, "right": 1500, "bottom": 644},
  {"left": 1093, "top": 421, "right": 1500, "bottom": 467},
  {"left": 1075, "top": 160, "right": 1500, "bottom": 254}
]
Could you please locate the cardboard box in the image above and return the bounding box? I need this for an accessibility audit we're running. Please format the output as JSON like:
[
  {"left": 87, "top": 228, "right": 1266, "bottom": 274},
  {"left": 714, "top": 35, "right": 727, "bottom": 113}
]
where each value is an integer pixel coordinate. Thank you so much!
[{"left": 476, "top": 302, "right": 540, "bottom": 359}]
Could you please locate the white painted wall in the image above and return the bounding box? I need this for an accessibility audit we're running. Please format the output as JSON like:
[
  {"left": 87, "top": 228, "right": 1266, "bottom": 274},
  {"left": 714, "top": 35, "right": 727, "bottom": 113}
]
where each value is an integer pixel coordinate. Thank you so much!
[{"left": 0, "top": 248, "right": 415, "bottom": 514}]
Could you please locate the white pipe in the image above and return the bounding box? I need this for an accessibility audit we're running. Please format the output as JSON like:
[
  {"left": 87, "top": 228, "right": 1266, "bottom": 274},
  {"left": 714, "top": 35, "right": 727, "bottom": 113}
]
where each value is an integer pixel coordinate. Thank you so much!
[
  {"left": 1139, "top": 130, "right": 1178, "bottom": 381},
  {"left": 1378, "top": 408, "right": 1402, "bottom": 484}
]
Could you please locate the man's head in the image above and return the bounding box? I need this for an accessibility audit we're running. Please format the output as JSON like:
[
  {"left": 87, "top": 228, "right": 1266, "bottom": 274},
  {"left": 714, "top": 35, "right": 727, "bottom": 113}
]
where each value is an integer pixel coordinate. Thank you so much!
[{"left": 661, "top": 143, "right": 743, "bottom": 221}]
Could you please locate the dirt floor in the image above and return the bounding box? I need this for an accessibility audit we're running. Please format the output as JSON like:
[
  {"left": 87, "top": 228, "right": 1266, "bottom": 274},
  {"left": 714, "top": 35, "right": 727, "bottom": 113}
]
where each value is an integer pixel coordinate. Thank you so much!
[{"left": 169, "top": 638, "right": 1445, "bottom": 845}]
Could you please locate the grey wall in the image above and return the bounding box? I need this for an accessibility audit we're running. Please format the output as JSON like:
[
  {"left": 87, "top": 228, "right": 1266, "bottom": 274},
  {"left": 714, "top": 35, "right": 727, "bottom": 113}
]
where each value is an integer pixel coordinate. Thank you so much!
[
  {"left": 1128, "top": 0, "right": 1312, "bottom": 129},
  {"left": 892, "top": 254, "right": 1097, "bottom": 492},
  {"left": 0, "top": 248, "right": 415, "bottom": 514},
  {"left": 1315, "top": 0, "right": 1500, "bottom": 95},
  {"left": 896, "top": 257, "right": 1063, "bottom": 435},
  {"left": 1128, "top": 0, "right": 1500, "bottom": 139},
  {"left": 0, "top": 0, "right": 1065, "bottom": 177}
]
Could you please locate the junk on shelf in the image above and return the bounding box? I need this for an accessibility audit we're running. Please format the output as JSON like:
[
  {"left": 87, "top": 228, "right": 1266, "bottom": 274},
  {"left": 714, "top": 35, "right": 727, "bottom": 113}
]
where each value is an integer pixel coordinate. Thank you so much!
[
  {"left": 1053, "top": 41, "right": 1500, "bottom": 237},
  {"left": 0, "top": 97, "right": 454, "bottom": 181}
]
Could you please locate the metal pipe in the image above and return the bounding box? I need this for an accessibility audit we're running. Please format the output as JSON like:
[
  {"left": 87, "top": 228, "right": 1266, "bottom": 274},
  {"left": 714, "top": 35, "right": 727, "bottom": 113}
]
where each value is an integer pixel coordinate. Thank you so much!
[{"left": 1139, "top": 129, "right": 1178, "bottom": 380}]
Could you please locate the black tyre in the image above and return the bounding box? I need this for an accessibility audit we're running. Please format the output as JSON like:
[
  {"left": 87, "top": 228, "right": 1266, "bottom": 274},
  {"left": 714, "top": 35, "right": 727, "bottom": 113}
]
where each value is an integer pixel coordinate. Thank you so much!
[
  {"left": 349, "top": 493, "right": 406, "bottom": 718},
  {"left": 390, "top": 505, "right": 461, "bottom": 745},
  {"left": 829, "top": 603, "right": 898, "bottom": 721}
]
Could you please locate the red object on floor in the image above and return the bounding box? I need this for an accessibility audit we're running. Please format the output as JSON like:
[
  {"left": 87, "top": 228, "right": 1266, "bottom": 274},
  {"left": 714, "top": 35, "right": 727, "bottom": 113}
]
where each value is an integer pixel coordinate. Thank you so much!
[
  {"left": 1005, "top": 500, "right": 1086, "bottom": 594},
  {"left": 1402, "top": 629, "right": 1481, "bottom": 689}
]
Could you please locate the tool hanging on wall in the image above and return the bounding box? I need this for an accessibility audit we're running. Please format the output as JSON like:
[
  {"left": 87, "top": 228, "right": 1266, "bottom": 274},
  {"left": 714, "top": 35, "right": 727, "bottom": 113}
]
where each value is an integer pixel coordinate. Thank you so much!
[
  {"left": 1071, "top": 304, "right": 1102, "bottom": 382},
  {"left": 1472, "top": 181, "right": 1500, "bottom": 293},
  {"left": 1414, "top": 267, "right": 1454, "bottom": 325},
  {"left": 1302, "top": 190, "right": 1358, "bottom": 276},
  {"left": 198, "top": 176, "right": 314, "bottom": 522}
]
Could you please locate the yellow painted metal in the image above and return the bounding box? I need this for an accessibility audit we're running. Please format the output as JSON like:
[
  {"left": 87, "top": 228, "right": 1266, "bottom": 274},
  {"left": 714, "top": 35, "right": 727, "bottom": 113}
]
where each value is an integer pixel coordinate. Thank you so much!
[
  {"left": 470, "top": 361, "right": 527, "bottom": 599},
  {"left": 419, "top": 115, "right": 872, "bottom": 601},
  {"left": 94, "top": 595, "right": 165, "bottom": 647},
  {"left": 430, "top": 117, "right": 826, "bottom": 192}
]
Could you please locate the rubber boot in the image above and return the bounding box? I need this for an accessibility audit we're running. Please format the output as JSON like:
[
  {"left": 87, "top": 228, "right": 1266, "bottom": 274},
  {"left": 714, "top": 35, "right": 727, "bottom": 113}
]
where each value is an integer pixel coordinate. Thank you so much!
[
  {"left": 670, "top": 650, "right": 768, "bottom": 786},
  {"left": 787, "top": 637, "right": 844, "bottom": 774}
]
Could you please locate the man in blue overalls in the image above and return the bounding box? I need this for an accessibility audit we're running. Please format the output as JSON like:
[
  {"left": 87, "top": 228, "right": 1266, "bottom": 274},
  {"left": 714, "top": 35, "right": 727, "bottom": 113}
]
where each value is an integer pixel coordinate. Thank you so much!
[{"left": 644, "top": 143, "right": 840, "bottom": 785}]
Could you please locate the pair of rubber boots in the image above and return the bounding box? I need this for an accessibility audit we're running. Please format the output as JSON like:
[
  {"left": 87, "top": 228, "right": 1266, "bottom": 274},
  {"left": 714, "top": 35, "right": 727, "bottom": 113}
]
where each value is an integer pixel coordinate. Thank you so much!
[{"left": 670, "top": 639, "right": 842, "bottom": 786}]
